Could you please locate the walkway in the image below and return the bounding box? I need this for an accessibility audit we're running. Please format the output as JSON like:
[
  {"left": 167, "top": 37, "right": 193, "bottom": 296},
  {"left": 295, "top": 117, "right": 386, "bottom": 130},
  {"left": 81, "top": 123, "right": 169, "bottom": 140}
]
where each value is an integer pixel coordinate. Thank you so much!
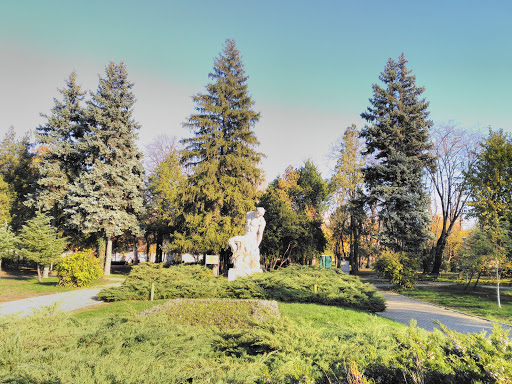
[
  {"left": 376, "top": 291, "right": 512, "bottom": 334},
  {"left": 0, "top": 281, "right": 121, "bottom": 317}
]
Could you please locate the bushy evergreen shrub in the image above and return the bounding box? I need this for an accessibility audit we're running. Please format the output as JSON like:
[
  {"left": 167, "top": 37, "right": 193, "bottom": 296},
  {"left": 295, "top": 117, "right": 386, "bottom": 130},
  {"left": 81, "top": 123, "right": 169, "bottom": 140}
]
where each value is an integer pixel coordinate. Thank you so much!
[
  {"left": 374, "top": 250, "right": 417, "bottom": 288},
  {"left": 98, "top": 264, "right": 386, "bottom": 312},
  {"left": 1, "top": 301, "right": 510, "bottom": 383},
  {"left": 98, "top": 263, "right": 227, "bottom": 301},
  {"left": 227, "top": 266, "right": 386, "bottom": 312},
  {"left": 55, "top": 249, "right": 102, "bottom": 287},
  {"left": 363, "top": 321, "right": 512, "bottom": 383}
]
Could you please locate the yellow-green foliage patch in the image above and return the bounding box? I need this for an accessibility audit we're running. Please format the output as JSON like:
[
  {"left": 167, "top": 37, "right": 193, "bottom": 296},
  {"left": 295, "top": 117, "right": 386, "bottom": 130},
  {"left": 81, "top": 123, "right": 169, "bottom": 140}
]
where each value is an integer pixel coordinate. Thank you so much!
[{"left": 142, "top": 298, "right": 280, "bottom": 328}]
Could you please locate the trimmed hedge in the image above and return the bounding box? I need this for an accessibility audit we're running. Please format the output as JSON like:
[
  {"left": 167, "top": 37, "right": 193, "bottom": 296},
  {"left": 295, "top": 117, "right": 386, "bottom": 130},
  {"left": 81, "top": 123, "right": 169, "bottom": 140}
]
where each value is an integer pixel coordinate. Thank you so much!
[{"left": 98, "top": 264, "right": 386, "bottom": 312}]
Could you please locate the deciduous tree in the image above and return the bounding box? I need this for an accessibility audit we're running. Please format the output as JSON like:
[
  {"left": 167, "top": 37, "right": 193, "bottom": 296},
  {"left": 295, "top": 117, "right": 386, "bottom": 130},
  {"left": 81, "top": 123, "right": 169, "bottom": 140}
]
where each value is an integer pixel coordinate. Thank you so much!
[
  {"left": 0, "top": 128, "right": 37, "bottom": 231},
  {"left": 329, "top": 124, "right": 366, "bottom": 272},
  {"left": 465, "top": 128, "right": 512, "bottom": 305},
  {"left": 260, "top": 161, "right": 328, "bottom": 267},
  {"left": 145, "top": 136, "right": 185, "bottom": 262},
  {"left": 428, "top": 124, "right": 479, "bottom": 274},
  {"left": 0, "top": 222, "right": 16, "bottom": 277}
]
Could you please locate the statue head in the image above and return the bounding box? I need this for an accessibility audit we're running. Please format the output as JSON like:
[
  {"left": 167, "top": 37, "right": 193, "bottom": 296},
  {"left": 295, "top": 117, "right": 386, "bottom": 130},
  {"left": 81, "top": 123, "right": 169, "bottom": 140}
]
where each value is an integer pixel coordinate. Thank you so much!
[{"left": 256, "top": 207, "right": 265, "bottom": 217}]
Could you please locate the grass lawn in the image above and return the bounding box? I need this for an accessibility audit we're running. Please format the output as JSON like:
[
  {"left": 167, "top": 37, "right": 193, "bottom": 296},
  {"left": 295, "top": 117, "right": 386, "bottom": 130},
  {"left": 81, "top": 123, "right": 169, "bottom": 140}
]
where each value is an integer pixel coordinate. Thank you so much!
[
  {"left": 400, "top": 283, "right": 512, "bottom": 325},
  {"left": 0, "top": 274, "right": 123, "bottom": 302},
  {"left": 419, "top": 272, "right": 512, "bottom": 287}
]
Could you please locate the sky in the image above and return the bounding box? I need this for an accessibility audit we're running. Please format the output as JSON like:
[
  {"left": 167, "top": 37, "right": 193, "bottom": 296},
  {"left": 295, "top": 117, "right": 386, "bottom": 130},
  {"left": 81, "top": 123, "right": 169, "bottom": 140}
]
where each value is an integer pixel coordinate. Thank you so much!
[{"left": 1, "top": 0, "right": 511, "bottom": 183}]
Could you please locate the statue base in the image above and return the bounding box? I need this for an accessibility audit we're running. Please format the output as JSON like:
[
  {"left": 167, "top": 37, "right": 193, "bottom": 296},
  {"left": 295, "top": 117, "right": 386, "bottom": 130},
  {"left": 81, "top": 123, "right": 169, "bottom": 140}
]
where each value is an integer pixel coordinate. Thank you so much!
[{"left": 228, "top": 268, "right": 262, "bottom": 281}]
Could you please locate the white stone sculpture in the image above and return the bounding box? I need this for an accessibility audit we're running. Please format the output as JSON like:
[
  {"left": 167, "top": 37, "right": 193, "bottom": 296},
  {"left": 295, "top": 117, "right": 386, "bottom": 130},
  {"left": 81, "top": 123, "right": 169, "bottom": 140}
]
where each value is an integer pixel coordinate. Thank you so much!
[{"left": 228, "top": 207, "right": 266, "bottom": 276}]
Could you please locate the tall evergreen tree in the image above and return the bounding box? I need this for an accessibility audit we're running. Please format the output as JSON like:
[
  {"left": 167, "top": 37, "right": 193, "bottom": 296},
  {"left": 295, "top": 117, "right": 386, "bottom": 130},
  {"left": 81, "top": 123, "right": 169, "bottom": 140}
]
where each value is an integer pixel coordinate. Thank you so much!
[
  {"left": 360, "top": 54, "right": 434, "bottom": 256},
  {"left": 174, "top": 39, "right": 264, "bottom": 269},
  {"left": 33, "top": 72, "right": 86, "bottom": 231},
  {"left": 64, "top": 62, "right": 145, "bottom": 275}
]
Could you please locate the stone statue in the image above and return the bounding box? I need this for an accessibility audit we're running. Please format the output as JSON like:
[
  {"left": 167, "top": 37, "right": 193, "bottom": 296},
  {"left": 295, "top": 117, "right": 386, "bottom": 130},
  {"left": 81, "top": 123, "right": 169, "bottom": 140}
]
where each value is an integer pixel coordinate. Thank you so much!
[{"left": 228, "top": 207, "right": 266, "bottom": 270}]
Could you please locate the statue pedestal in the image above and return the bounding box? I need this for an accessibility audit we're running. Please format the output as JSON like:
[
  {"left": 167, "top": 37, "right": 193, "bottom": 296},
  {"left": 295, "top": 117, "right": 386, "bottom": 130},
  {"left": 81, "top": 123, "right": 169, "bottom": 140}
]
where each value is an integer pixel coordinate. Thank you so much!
[{"left": 228, "top": 268, "right": 262, "bottom": 281}]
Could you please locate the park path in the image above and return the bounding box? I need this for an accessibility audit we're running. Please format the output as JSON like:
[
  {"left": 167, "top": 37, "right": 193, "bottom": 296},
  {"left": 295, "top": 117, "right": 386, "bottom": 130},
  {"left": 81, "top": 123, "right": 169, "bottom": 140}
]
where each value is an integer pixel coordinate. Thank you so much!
[
  {"left": 376, "top": 290, "right": 512, "bottom": 334},
  {"left": 0, "top": 281, "right": 122, "bottom": 317}
]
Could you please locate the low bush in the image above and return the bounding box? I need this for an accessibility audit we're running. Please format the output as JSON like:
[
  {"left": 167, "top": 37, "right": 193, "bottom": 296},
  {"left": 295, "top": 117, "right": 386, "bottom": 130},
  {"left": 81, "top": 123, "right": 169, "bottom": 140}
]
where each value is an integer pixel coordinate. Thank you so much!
[
  {"left": 55, "top": 249, "right": 102, "bottom": 287},
  {"left": 363, "top": 321, "right": 512, "bottom": 383},
  {"left": 142, "top": 298, "right": 280, "bottom": 328},
  {"left": 98, "top": 264, "right": 386, "bottom": 312},
  {"left": 1, "top": 301, "right": 510, "bottom": 383},
  {"left": 98, "top": 263, "right": 227, "bottom": 301},
  {"left": 374, "top": 250, "right": 417, "bottom": 288},
  {"left": 227, "top": 266, "right": 386, "bottom": 312}
]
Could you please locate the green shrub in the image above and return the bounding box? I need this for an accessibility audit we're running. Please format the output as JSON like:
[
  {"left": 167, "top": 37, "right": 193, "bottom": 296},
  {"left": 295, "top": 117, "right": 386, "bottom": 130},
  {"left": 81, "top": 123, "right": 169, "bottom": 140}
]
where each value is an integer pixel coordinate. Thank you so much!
[
  {"left": 142, "top": 298, "right": 280, "bottom": 328},
  {"left": 99, "top": 264, "right": 386, "bottom": 313},
  {"left": 98, "top": 263, "right": 227, "bottom": 301},
  {"left": 374, "top": 250, "right": 417, "bottom": 288},
  {"left": 227, "top": 266, "right": 386, "bottom": 312},
  {"left": 55, "top": 249, "right": 102, "bottom": 287},
  {"left": 1, "top": 299, "right": 510, "bottom": 383},
  {"left": 363, "top": 321, "right": 512, "bottom": 383}
]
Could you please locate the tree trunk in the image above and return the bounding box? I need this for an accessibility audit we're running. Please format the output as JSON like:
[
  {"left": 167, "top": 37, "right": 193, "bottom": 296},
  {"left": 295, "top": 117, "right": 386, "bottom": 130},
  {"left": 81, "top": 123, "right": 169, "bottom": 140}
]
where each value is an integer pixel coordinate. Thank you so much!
[
  {"left": 156, "top": 231, "right": 163, "bottom": 263},
  {"left": 134, "top": 238, "right": 139, "bottom": 264},
  {"left": 473, "top": 271, "right": 482, "bottom": 290},
  {"left": 97, "top": 237, "right": 106, "bottom": 269},
  {"left": 496, "top": 261, "right": 501, "bottom": 308},
  {"left": 37, "top": 264, "right": 42, "bottom": 283},
  {"left": 464, "top": 271, "right": 474, "bottom": 291},
  {"left": 145, "top": 235, "right": 152, "bottom": 263},
  {"left": 0, "top": 258, "right": 2, "bottom": 278},
  {"left": 431, "top": 231, "right": 448, "bottom": 275},
  {"left": 104, "top": 236, "right": 112, "bottom": 276},
  {"left": 220, "top": 249, "right": 230, "bottom": 275}
]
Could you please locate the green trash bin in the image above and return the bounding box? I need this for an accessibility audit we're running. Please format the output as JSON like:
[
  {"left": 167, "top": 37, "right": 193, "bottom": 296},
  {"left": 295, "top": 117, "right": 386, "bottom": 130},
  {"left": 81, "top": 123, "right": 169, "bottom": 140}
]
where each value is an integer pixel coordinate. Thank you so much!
[{"left": 319, "top": 255, "right": 332, "bottom": 268}]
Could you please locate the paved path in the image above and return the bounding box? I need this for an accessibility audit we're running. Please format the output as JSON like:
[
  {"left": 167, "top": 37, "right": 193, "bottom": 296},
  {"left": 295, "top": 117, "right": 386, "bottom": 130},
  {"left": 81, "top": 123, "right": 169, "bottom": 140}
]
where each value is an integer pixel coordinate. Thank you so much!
[
  {"left": 0, "top": 282, "right": 121, "bottom": 317},
  {"left": 376, "top": 291, "right": 512, "bottom": 334}
]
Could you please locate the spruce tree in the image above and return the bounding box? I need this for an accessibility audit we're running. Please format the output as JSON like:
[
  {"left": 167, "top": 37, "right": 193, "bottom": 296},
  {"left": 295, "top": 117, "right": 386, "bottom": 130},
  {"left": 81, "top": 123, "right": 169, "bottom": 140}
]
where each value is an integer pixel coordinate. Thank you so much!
[
  {"left": 34, "top": 72, "right": 86, "bottom": 230},
  {"left": 65, "top": 62, "right": 145, "bottom": 275},
  {"left": 175, "top": 39, "right": 263, "bottom": 267},
  {"left": 360, "top": 54, "right": 434, "bottom": 256}
]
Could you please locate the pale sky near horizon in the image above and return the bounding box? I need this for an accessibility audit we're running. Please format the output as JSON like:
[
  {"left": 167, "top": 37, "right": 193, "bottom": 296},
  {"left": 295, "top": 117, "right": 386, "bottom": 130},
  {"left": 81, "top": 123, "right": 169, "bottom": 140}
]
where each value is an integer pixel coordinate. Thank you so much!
[{"left": 1, "top": 0, "right": 511, "bottom": 183}]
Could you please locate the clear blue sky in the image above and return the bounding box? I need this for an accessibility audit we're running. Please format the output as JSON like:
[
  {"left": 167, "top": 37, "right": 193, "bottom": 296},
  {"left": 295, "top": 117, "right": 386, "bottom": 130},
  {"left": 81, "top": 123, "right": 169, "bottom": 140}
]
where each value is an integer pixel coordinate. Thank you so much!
[{"left": 1, "top": 0, "right": 511, "bottom": 181}]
